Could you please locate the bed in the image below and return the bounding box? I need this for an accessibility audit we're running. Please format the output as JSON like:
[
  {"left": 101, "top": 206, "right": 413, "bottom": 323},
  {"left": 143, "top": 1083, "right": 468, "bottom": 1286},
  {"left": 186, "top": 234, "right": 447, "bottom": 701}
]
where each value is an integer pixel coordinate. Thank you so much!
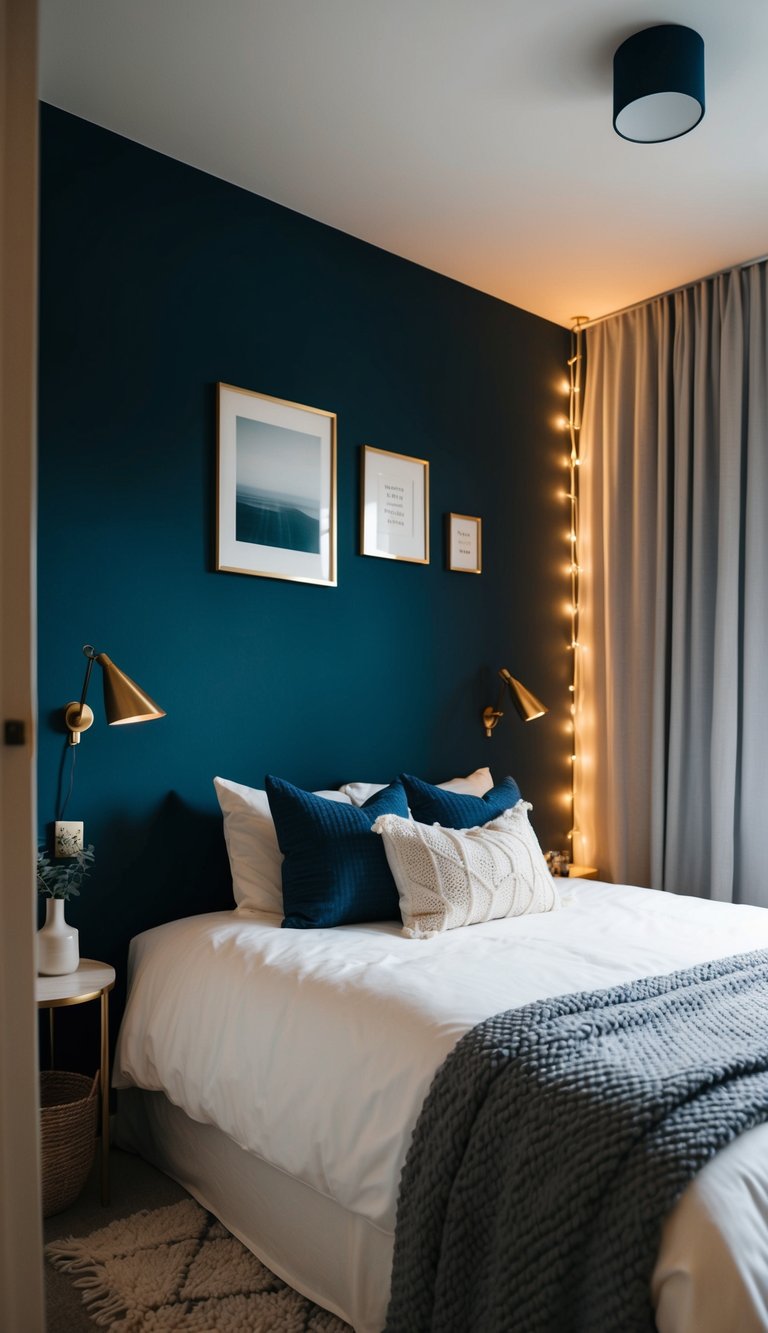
[
  {"left": 114, "top": 778, "right": 768, "bottom": 1327},
  {"left": 114, "top": 874, "right": 768, "bottom": 1333}
]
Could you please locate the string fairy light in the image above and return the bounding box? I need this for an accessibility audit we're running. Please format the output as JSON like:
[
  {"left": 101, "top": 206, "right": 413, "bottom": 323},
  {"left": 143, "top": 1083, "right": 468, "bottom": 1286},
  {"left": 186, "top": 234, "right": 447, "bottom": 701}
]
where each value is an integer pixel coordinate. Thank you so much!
[{"left": 564, "top": 318, "right": 587, "bottom": 847}]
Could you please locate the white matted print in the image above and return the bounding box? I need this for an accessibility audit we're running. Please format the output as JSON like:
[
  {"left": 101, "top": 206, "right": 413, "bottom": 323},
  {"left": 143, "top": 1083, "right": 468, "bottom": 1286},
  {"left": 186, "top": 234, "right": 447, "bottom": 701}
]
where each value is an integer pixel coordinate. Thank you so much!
[
  {"left": 360, "top": 445, "right": 429, "bottom": 563},
  {"left": 216, "top": 383, "right": 336, "bottom": 586},
  {"left": 447, "top": 512, "right": 482, "bottom": 574}
]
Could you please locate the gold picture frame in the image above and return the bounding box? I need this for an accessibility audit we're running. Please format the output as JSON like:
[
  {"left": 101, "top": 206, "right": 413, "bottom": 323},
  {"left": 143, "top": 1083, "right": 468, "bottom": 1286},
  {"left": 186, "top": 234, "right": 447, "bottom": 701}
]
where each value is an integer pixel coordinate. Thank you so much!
[
  {"left": 360, "top": 445, "right": 429, "bottom": 564},
  {"left": 216, "top": 383, "right": 337, "bottom": 586},
  {"left": 447, "top": 512, "right": 482, "bottom": 574}
]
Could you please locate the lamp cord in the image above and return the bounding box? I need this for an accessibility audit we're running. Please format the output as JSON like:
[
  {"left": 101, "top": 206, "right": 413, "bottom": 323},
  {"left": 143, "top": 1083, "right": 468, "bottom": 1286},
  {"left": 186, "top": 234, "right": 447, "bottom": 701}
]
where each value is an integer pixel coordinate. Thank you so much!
[{"left": 58, "top": 742, "right": 77, "bottom": 821}]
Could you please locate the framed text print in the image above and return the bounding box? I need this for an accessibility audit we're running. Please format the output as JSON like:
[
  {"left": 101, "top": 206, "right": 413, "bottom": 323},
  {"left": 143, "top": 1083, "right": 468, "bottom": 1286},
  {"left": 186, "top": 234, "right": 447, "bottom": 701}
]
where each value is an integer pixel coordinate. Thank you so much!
[
  {"left": 447, "top": 512, "right": 482, "bottom": 574},
  {"left": 216, "top": 384, "right": 337, "bottom": 586},
  {"left": 360, "top": 445, "right": 429, "bottom": 563}
]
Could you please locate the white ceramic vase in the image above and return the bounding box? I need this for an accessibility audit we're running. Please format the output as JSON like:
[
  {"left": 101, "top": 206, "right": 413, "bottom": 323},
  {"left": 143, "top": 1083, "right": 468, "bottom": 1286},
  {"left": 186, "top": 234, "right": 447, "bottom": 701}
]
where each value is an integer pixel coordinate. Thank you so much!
[{"left": 37, "top": 898, "right": 79, "bottom": 976}]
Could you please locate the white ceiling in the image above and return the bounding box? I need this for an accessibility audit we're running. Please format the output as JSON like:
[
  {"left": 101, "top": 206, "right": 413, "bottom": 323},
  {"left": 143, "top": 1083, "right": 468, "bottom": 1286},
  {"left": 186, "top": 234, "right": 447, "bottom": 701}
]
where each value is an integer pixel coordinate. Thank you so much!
[{"left": 39, "top": 0, "right": 768, "bottom": 328}]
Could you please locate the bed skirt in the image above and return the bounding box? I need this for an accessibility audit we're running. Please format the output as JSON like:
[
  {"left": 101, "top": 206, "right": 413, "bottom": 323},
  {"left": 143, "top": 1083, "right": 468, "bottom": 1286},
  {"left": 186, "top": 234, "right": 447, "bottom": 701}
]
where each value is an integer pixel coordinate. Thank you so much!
[{"left": 115, "top": 1088, "right": 394, "bottom": 1333}]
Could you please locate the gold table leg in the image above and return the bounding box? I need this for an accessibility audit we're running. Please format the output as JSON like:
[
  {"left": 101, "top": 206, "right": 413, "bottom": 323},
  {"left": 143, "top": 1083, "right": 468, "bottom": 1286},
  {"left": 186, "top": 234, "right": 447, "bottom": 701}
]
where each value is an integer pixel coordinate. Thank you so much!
[{"left": 100, "top": 988, "right": 110, "bottom": 1205}]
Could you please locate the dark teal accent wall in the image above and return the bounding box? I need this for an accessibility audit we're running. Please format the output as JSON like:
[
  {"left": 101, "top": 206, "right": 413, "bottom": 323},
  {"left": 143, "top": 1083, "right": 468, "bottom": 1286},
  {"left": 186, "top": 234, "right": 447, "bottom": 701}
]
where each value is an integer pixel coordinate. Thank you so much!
[{"left": 38, "top": 105, "right": 570, "bottom": 1045}]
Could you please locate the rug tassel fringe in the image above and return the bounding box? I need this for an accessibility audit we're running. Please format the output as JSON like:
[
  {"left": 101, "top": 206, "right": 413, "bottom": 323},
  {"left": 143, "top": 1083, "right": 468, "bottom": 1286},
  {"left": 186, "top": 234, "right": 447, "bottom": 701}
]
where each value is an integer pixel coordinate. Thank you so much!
[
  {"left": 73, "top": 1274, "right": 130, "bottom": 1325},
  {"left": 47, "top": 1254, "right": 130, "bottom": 1327},
  {"left": 46, "top": 1251, "right": 104, "bottom": 1273}
]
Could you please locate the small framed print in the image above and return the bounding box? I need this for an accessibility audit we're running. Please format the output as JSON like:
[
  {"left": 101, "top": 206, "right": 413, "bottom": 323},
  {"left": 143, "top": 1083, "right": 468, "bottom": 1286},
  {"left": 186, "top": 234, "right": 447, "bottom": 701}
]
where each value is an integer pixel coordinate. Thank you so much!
[
  {"left": 216, "top": 383, "right": 336, "bottom": 587},
  {"left": 447, "top": 512, "right": 482, "bottom": 574},
  {"left": 360, "top": 445, "right": 429, "bottom": 564}
]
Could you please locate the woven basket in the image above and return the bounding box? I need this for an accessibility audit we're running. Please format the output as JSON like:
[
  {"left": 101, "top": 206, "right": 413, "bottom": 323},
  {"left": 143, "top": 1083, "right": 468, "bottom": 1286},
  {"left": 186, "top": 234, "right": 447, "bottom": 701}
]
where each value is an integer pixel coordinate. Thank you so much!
[{"left": 40, "top": 1070, "right": 99, "bottom": 1218}]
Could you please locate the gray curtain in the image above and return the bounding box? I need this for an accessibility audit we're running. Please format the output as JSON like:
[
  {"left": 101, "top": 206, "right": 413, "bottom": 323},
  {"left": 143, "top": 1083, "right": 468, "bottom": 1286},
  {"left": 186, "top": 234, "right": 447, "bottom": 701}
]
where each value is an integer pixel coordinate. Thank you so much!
[{"left": 578, "top": 261, "right": 768, "bottom": 903}]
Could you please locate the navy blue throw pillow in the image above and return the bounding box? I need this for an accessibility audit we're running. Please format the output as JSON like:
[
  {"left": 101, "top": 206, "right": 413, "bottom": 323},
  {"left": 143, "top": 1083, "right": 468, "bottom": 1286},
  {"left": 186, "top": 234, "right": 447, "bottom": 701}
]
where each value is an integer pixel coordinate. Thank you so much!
[
  {"left": 265, "top": 776, "right": 409, "bottom": 929},
  {"left": 400, "top": 773, "right": 522, "bottom": 829}
]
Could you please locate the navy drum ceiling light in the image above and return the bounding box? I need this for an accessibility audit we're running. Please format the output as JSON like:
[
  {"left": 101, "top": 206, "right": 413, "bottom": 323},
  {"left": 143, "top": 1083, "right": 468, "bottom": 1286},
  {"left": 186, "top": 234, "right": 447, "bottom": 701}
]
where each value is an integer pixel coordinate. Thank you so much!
[{"left": 613, "top": 24, "right": 705, "bottom": 143}]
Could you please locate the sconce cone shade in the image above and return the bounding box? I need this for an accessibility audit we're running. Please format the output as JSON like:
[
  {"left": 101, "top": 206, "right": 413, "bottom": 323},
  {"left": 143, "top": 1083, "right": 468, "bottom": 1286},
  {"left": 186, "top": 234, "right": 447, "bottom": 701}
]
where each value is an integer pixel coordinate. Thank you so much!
[
  {"left": 613, "top": 24, "right": 705, "bottom": 143},
  {"left": 64, "top": 644, "right": 166, "bottom": 744},
  {"left": 482, "top": 668, "right": 547, "bottom": 737},
  {"left": 97, "top": 653, "right": 166, "bottom": 725},
  {"left": 499, "top": 669, "right": 548, "bottom": 722}
]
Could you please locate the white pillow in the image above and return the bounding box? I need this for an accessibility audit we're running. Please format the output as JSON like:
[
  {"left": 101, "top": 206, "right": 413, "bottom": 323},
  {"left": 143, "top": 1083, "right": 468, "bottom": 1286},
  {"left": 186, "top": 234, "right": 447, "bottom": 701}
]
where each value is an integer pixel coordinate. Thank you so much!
[
  {"left": 341, "top": 767, "right": 494, "bottom": 807},
  {"left": 213, "top": 777, "right": 351, "bottom": 914},
  {"left": 372, "top": 802, "right": 560, "bottom": 939}
]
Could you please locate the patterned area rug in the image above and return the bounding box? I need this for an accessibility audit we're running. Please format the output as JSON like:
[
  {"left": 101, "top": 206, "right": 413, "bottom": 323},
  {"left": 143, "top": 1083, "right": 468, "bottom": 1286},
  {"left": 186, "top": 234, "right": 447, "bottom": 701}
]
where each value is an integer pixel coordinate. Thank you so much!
[{"left": 46, "top": 1198, "right": 351, "bottom": 1331}]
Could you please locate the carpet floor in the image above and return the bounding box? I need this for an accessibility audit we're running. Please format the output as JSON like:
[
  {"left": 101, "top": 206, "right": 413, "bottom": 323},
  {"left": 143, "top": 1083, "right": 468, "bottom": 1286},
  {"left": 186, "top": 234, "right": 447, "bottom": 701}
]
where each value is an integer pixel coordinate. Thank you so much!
[{"left": 44, "top": 1149, "right": 351, "bottom": 1331}]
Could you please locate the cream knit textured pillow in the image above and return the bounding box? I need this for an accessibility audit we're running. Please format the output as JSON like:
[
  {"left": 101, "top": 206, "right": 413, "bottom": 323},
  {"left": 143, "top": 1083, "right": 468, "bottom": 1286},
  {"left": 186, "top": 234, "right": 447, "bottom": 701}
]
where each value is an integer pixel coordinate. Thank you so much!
[{"left": 372, "top": 802, "right": 560, "bottom": 938}]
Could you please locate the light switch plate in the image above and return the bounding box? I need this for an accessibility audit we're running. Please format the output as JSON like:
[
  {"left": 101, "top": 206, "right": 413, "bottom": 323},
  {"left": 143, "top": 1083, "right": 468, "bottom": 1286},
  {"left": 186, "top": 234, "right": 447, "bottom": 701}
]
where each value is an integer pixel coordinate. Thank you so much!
[{"left": 54, "top": 820, "right": 84, "bottom": 858}]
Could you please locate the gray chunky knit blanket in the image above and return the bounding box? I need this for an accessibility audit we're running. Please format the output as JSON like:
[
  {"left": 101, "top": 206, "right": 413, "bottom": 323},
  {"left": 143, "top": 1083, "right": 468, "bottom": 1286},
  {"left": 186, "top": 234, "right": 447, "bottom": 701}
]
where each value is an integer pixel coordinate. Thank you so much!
[{"left": 385, "top": 949, "right": 768, "bottom": 1333}]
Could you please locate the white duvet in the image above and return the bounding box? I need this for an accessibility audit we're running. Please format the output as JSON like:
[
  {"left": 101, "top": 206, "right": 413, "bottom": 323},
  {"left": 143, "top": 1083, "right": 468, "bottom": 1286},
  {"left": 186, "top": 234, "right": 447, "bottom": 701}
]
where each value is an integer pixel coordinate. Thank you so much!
[{"left": 114, "top": 880, "right": 768, "bottom": 1328}]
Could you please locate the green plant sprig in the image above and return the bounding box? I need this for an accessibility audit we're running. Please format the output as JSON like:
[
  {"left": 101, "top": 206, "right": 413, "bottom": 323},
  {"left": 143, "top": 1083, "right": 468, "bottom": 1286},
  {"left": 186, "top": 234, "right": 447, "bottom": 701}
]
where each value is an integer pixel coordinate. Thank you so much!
[{"left": 37, "top": 844, "right": 95, "bottom": 901}]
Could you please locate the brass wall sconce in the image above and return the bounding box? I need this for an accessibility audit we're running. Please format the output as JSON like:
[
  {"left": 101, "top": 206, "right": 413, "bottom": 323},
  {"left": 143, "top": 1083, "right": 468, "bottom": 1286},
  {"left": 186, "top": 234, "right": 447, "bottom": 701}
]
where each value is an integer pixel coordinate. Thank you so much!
[
  {"left": 482, "top": 668, "right": 547, "bottom": 738},
  {"left": 65, "top": 644, "right": 166, "bottom": 746}
]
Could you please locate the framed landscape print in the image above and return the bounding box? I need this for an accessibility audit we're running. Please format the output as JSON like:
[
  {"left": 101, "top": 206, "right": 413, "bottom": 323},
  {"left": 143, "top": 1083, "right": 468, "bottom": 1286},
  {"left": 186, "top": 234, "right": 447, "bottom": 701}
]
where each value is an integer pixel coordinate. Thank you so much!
[
  {"left": 216, "top": 384, "right": 337, "bottom": 586},
  {"left": 360, "top": 445, "right": 429, "bottom": 563},
  {"left": 447, "top": 512, "right": 482, "bottom": 574}
]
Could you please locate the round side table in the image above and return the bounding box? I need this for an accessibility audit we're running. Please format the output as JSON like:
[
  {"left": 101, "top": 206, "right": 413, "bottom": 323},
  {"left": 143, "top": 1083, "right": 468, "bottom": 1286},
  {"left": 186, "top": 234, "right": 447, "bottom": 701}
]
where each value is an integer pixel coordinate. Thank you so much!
[{"left": 36, "top": 959, "right": 115, "bottom": 1205}]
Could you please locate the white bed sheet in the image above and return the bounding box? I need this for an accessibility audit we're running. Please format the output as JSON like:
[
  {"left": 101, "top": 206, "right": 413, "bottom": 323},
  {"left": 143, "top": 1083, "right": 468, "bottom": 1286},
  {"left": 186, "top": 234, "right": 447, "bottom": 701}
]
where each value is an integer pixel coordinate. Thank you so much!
[{"left": 114, "top": 880, "right": 768, "bottom": 1330}]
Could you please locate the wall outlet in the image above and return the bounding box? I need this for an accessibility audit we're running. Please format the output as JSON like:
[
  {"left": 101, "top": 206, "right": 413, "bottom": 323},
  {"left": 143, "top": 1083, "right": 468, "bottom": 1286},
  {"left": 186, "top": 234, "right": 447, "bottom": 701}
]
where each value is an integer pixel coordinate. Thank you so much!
[{"left": 54, "top": 820, "right": 84, "bottom": 858}]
